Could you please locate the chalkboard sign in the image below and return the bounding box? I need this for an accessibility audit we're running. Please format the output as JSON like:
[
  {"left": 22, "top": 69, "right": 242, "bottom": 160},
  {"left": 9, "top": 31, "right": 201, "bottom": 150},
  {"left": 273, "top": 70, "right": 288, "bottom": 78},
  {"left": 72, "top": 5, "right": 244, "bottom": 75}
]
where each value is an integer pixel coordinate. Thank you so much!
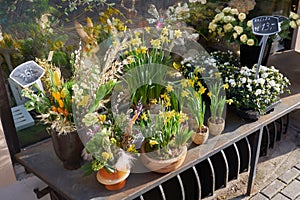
[
  {"left": 252, "top": 16, "right": 279, "bottom": 35},
  {"left": 274, "top": 15, "right": 289, "bottom": 23}
]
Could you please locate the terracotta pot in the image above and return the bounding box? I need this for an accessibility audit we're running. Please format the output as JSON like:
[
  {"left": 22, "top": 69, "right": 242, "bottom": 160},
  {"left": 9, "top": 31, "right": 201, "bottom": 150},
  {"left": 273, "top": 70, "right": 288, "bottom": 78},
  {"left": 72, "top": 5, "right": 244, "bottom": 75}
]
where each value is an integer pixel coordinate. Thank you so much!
[
  {"left": 192, "top": 125, "right": 209, "bottom": 145},
  {"left": 140, "top": 144, "right": 187, "bottom": 173},
  {"left": 207, "top": 117, "right": 225, "bottom": 136},
  {"left": 50, "top": 129, "right": 84, "bottom": 170},
  {"left": 96, "top": 168, "right": 130, "bottom": 191}
]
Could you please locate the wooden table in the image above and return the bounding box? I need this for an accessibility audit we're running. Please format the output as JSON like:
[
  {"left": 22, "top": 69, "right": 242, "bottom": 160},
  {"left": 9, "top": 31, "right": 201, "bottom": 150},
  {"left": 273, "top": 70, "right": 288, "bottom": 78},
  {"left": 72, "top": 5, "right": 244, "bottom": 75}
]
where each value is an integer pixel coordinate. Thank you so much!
[{"left": 15, "top": 94, "right": 300, "bottom": 200}]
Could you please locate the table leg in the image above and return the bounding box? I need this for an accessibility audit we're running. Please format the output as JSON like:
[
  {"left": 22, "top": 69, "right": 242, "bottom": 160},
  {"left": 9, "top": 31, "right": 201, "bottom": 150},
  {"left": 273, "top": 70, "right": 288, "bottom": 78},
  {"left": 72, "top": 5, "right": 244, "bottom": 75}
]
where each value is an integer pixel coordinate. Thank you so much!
[{"left": 247, "top": 127, "right": 264, "bottom": 195}]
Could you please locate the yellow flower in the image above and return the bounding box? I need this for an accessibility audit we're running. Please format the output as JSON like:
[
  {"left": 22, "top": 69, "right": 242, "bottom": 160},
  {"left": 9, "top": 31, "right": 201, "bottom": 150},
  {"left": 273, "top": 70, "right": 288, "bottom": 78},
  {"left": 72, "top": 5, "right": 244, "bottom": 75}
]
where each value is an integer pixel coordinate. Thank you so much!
[
  {"left": 166, "top": 84, "right": 173, "bottom": 92},
  {"left": 98, "top": 114, "right": 106, "bottom": 123},
  {"left": 149, "top": 139, "right": 159, "bottom": 147},
  {"left": 197, "top": 81, "right": 202, "bottom": 87},
  {"left": 110, "top": 138, "right": 117, "bottom": 144},
  {"left": 161, "top": 27, "right": 169, "bottom": 36},
  {"left": 140, "top": 46, "right": 148, "bottom": 54},
  {"left": 173, "top": 62, "right": 181, "bottom": 70},
  {"left": 53, "top": 70, "right": 61, "bottom": 87},
  {"left": 134, "top": 30, "right": 141, "bottom": 37},
  {"left": 58, "top": 99, "right": 64, "bottom": 108},
  {"left": 181, "top": 79, "right": 188, "bottom": 88},
  {"left": 174, "top": 30, "right": 182, "bottom": 38},
  {"left": 60, "top": 87, "right": 68, "bottom": 98},
  {"left": 187, "top": 79, "right": 194, "bottom": 87},
  {"left": 207, "top": 92, "right": 212, "bottom": 97},
  {"left": 215, "top": 72, "right": 221, "bottom": 77},
  {"left": 141, "top": 112, "right": 148, "bottom": 121},
  {"left": 150, "top": 99, "right": 158, "bottom": 104},
  {"left": 181, "top": 90, "right": 189, "bottom": 97},
  {"left": 165, "top": 101, "right": 171, "bottom": 108},
  {"left": 52, "top": 91, "right": 61, "bottom": 101},
  {"left": 144, "top": 26, "right": 151, "bottom": 33},
  {"left": 226, "top": 99, "right": 233, "bottom": 105},
  {"left": 199, "top": 86, "right": 206, "bottom": 94},
  {"left": 178, "top": 112, "right": 188, "bottom": 123},
  {"left": 150, "top": 39, "right": 161, "bottom": 48},
  {"left": 223, "top": 83, "right": 229, "bottom": 89},
  {"left": 127, "top": 144, "right": 136, "bottom": 152},
  {"left": 130, "top": 37, "right": 142, "bottom": 46}
]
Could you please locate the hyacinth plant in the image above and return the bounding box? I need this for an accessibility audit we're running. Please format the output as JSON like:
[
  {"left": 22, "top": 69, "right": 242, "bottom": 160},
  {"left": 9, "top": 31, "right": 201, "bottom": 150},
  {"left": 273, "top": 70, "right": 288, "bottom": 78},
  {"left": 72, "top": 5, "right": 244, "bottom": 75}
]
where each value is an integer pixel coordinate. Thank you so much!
[{"left": 22, "top": 59, "right": 75, "bottom": 134}]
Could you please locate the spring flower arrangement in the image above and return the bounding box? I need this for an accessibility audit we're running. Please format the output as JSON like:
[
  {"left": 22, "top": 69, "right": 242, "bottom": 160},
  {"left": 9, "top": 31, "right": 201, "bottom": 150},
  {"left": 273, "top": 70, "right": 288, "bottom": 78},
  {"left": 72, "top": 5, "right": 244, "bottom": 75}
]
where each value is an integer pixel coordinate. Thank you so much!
[
  {"left": 212, "top": 51, "right": 291, "bottom": 115},
  {"left": 208, "top": 6, "right": 300, "bottom": 46},
  {"left": 22, "top": 59, "right": 75, "bottom": 134}
]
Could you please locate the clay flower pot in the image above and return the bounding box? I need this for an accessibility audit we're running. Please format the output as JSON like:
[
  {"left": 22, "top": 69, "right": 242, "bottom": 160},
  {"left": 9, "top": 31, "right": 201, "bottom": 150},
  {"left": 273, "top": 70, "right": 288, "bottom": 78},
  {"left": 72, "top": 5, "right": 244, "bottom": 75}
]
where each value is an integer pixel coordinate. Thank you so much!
[
  {"left": 96, "top": 168, "right": 130, "bottom": 191},
  {"left": 140, "top": 144, "right": 187, "bottom": 173},
  {"left": 192, "top": 125, "right": 209, "bottom": 145},
  {"left": 207, "top": 117, "right": 225, "bottom": 136}
]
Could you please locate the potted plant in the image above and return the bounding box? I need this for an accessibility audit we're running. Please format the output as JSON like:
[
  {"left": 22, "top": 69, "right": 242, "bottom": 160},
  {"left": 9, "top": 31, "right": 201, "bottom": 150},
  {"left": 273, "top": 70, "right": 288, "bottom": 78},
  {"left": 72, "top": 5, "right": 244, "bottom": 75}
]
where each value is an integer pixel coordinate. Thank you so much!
[
  {"left": 208, "top": 7, "right": 300, "bottom": 67},
  {"left": 186, "top": 84, "right": 209, "bottom": 145},
  {"left": 139, "top": 99, "right": 193, "bottom": 173},
  {"left": 207, "top": 80, "right": 226, "bottom": 136},
  {"left": 22, "top": 59, "right": 84, "bottom": 170}
]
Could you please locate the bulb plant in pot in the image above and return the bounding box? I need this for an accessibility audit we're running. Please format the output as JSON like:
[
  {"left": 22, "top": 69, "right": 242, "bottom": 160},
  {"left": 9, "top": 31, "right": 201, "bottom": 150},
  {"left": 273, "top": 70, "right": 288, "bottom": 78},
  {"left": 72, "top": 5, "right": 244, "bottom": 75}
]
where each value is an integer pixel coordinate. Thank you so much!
[
  {"left": 140, "top": 97, "right": 194, "bottom": 173},
  {"left": 208, "top": 80, "right": 227, "bottom": 136},
  {"left": 186, "top": 84, "right": 209, "bottom": 145},
  {"left": 22, "top": 59, "right": 84, "bottom": 170}
]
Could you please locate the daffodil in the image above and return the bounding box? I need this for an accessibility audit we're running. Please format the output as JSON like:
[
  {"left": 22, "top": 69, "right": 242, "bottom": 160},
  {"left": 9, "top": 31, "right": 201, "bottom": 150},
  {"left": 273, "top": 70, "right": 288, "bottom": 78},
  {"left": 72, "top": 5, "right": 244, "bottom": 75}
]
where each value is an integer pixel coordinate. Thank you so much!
[
  {"left": 166, "top": 84, "right": 173, "bottom": 92},
  {"left": 149, "top": 139, "right": 159, "bottom": 147},
  {"left": 98, "top": 114, "right": 106, "bottom": 123},
  {"left": 223, "top": 83, "right": 229, "bottom": 89},
  {"left": 141, "top": 112, "right": 148, "bottom": 121},
  {"left": 150, "top": 39, "right": 161, "bottom": 49},
  {"left": 226, "top": 99, "right": 233, "bottom": 105},
  {"left": 174, "top": 29, "right": 182, "bottom": 38},
  {"left": 181, "top": 90, "right": 189, "bottom": 97},
  {"left": 150, "top": 99, "right": 158, "bottom": 104},
  {"left": 199, "top": 86, "right": 207, "bottom": 94}
]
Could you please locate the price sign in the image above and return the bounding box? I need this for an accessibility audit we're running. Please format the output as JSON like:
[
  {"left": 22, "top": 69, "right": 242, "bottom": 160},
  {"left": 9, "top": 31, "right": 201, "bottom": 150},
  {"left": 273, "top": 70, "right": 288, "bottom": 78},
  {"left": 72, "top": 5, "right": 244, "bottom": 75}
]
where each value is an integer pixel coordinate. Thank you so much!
[{"left": 252, "top": 16, "right": 279, "bottom": 35}]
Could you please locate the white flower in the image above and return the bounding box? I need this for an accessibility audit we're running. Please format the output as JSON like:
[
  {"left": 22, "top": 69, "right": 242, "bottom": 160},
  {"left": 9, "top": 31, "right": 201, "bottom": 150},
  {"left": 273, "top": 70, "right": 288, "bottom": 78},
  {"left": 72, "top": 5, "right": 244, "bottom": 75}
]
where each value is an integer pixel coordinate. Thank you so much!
[
  {"left": 238, "top": 13, "right": 246, "bottom": 22},
  {"left": 234, "top": 26, "right": 243, "bottom": 35},
  {"left": 290, "top": 11, "right": 299, "bottom": 20},
  {"left": 247, "top": 39, "right": 255, "bottom": 46},
  {"left": 247, "top": 20, "right": 252, "bottom": 27},
  {"left": 223, "top": 16, "right": 232, "bottom": 23},
  {"left": 240, "top": 34, "right": 248, "bottom": 43},
  {"left": 257, "top": 78, "right": 265, "bottom": 85},
  {"left": 223, "top": 23, "right": 233, "bottom": 32},
  {"left": 255, "top": 89, "right": 262, "bottom": 96},
  {"left": 230, "top": 8, "right": 239, "bottom": 15},
  {"left": 241, "top": 77, "right": 247, "bottom": 84},
  {"left": 269, "top": 80, "right": 276, "bottom": 87},
  {"left": 222, "top": 7, "right": 231, "bottom": 13},
  {"left": 215, "top": 13, "right": 225, "bottom": 22},
  {"left": 208, "top": 22, "right": 217, "bottom": 32},
  {"left": 290, "top": 21, "right": 297, "bottom": 29}
]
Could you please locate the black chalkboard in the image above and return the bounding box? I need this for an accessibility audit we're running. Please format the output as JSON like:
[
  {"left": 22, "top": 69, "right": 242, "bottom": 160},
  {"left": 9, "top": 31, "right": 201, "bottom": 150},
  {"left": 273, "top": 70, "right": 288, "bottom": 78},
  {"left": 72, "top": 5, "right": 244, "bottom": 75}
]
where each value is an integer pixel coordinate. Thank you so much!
[{"left": 252, "top": 16, "right": 279, "bottom": 35}]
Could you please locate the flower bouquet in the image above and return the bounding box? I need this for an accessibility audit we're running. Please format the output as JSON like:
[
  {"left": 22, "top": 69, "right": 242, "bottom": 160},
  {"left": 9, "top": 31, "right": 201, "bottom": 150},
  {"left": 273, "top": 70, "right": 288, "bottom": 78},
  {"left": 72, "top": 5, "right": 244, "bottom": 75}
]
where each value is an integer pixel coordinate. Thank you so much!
[{"left": 21, "top": 59, "right": 84, "bottom": 170}]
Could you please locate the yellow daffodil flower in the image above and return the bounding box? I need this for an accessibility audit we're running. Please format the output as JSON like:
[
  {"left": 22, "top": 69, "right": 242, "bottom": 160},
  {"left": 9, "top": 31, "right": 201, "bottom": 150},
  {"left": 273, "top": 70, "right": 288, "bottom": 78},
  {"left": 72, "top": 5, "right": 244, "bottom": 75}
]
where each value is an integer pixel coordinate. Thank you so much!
[
  {"left": 174, "top": 29, "right": 182, "bottom": 38},
  {"left": 199, "top": 86, "right": 207, "bottom": 94},
  {"left": 98, "top": 114, "right": 106, "bottom": 123},
  {"left": 181, "top": 90, "right": 189, "bottom": 97},
  {"left": 223, "top": 83, "right": 229, "bottom": 89},
  {"left": 149, "top": 139, "right": 159, "bottom": 147},
  {"left": 141, "top": 112, "right": 148, "bottom": 121},
  {"left": 226, "top": 99, "right": 233, "bottom": 105},
  {"left": 150, "top": 99, "right": 158, "bottom": 104},
  {"left": 166, "top": 84, "right": 173, "bottom": 92}
]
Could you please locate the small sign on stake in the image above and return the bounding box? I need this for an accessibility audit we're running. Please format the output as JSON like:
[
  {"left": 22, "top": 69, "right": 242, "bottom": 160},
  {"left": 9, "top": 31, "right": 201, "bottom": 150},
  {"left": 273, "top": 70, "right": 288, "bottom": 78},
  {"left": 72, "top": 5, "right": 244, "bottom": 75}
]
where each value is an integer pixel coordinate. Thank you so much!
[{"left": 251, "top": 16, "right": 280, "bottom": 78}]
